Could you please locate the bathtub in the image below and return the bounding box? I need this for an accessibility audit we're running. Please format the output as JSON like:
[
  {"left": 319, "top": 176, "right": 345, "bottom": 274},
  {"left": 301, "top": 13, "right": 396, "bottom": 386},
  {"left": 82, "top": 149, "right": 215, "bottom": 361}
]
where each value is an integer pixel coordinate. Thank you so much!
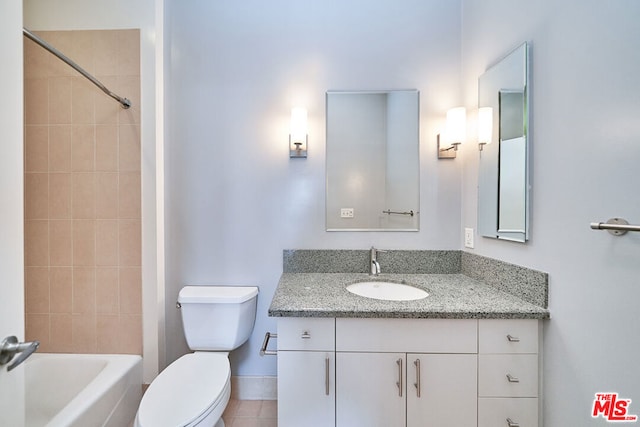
[{"left": 20, "top": 353, "right": 142, "bottom": 427}]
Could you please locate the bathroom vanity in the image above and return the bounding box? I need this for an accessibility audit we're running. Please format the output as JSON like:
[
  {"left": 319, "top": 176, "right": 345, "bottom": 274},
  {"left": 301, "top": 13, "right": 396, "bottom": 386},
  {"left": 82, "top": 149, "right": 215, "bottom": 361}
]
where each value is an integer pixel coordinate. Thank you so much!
[{"left": 268, "top": 257, "right": 549, "bottom": 427}]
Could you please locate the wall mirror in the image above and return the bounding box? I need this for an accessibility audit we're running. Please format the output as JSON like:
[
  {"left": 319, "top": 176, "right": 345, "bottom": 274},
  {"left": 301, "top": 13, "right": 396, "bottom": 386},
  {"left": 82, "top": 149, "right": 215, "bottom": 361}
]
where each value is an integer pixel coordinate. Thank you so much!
[
  {"left": 326, "top": 90, "right": 419, "bottom": 231},
  {"left": 478, "top": 43, "right": 530, "bottom": 242}
]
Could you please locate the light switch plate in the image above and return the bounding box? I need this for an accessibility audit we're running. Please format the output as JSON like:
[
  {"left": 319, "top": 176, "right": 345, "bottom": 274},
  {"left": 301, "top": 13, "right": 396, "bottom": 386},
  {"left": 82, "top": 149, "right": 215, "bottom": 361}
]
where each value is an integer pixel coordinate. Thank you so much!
[
  {"left": 464, "top": 228, "right": 474, "bottom": 248},
  {"left": 340, "top": 208, "right": 354, "bottom": 218}
]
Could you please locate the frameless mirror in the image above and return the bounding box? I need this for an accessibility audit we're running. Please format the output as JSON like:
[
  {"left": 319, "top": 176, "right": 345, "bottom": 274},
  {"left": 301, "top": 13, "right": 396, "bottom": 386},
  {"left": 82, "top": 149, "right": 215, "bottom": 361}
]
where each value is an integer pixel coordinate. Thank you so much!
[
  {"left": 478, "top": 43, "right": 529, "bottom": 242},
  {"left": 326, "top": 90, "right": 419, "bottom": 231}
]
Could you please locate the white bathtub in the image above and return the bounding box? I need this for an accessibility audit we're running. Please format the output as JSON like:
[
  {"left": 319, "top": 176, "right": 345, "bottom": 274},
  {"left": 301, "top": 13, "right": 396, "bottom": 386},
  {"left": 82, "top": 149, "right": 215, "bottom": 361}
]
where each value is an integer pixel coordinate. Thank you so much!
[{"left": 20, "top": 353, "right": 142, "bottom": 427}]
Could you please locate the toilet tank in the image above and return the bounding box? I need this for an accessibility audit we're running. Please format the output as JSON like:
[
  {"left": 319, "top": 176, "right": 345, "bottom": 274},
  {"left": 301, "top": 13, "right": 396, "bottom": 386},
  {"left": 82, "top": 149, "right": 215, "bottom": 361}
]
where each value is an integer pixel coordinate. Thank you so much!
[{"left": 178, "top": 286, "right": 259, "bottom": 351}]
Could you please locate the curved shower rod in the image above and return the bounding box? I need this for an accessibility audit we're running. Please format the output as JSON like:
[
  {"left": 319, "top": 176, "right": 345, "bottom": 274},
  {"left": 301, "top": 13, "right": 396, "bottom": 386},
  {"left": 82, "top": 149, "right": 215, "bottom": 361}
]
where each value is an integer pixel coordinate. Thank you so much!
[{"left": 22, "top": 27, "right": 131, "bottom": 109}]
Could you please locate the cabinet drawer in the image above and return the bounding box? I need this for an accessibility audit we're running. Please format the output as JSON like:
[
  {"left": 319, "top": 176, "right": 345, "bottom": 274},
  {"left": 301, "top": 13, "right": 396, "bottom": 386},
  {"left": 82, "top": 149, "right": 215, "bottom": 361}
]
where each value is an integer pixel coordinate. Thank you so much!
[
  {"left": 479, "top": 319, "right": 538, "bottom": 354},
  {"left": 479, "top": 354, "right": 538, "bottom": 397},
  {"left": 336, "top": 318, "right": 477, "bottom": 353},
  {"left": 278, "top": 318, "right": 335, "bottom": 351},
  {"left": 478, "top": 398, "right": 538, "bottom": 427}
]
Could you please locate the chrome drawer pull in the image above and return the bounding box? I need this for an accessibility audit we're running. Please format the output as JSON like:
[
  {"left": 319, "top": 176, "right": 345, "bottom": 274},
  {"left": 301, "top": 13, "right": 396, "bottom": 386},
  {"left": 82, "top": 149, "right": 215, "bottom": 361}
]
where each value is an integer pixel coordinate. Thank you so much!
[
  {"left": 413, "top": 359, "right": 421, "bottom": 398},
  {"left": 506, "top": 373, "right": 520, "bottom": 383},
  {"left": 396, "top": 358, "right": 403, "bottom": 397},
  {"left": 506, "top": 418, "right": 520, "bottom": 427},
  {"left": 301, "top": 331, "right": 311, "bottom": 339},
  {"left": 506, "top": 334, "right": 520, "bottom": 342},
  {"left": 325, "top": 357, "right": 330, "bottom": 396}
]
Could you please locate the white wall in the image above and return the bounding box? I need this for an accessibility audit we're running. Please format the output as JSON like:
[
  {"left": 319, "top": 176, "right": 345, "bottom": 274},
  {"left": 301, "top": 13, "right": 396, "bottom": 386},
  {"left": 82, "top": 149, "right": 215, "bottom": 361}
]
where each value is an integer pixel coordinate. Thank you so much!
[
  {"left": 165, "top": 0, "right": 463, "bottom": 375},
  {"left": 23, "top": 0, "right": 162, "bottom": 382},
  {"left": 461, "top": 1, "right": 640, "bottom": 425}
]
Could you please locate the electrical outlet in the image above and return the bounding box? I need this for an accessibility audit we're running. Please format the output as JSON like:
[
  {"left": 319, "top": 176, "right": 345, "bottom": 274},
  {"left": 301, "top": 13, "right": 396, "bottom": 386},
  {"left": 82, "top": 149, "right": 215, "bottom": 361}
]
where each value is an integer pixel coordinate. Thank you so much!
[
  {"left": 340, "top": 208, "right": 354, "bottom": 218},
  {"left": 464, "top": 228, "right": 474, "bottom": 249}
]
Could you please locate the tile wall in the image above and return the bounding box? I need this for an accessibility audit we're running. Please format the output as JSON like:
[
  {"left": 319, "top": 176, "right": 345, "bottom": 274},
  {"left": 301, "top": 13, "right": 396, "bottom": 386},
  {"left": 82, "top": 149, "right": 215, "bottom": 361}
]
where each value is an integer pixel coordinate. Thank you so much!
[{"left": 23, "top": 29, "right": 142, "bottom": 354}]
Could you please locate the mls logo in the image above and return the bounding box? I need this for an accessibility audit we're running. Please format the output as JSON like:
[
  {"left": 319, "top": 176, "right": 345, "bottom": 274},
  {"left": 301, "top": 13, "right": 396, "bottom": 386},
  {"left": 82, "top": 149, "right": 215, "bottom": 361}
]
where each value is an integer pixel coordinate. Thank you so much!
[{"left": 592, "top": 393, "right": 638, "bottom": 422}]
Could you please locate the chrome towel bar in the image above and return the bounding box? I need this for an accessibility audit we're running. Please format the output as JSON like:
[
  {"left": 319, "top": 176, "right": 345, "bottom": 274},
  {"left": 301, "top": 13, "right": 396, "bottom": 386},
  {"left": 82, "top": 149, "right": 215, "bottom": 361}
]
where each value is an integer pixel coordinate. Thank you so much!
[{"left": 590, "top": 218, "right": 640, "bottom": 236}]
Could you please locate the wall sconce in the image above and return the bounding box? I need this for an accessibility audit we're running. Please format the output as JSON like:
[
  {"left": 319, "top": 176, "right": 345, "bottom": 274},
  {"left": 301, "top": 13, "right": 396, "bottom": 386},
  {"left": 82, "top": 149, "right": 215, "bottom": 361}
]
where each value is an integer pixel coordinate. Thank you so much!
[
  {"left": 437, "top": 107, "right": 466, "bottom": 159},
  {"left": 289, "top": 107, "right": 308, "bottom": 158},
  {"left": 477, "top": 107, "right": 493, "bottom": 151}
]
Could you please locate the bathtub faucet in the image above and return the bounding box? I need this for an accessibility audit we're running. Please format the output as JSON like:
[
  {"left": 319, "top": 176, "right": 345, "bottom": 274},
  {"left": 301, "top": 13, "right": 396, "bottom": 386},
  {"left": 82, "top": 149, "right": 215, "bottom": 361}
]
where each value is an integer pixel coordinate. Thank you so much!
[{"left": 0, "top": 335, "right": 40, "bottom": 372}]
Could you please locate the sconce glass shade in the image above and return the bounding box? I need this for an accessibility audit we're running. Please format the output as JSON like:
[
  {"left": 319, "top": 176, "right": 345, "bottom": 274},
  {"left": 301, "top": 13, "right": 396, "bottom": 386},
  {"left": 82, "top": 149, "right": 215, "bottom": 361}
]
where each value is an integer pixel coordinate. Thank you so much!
[
  {"left": 478, "top": 107, "right": 493, "bottom": 145},
  {"left": 290, "top": 107, "right": 308, "bottom": 158},
  {"left": 445, "top": 107, "right": 466, "bottom": 145}
]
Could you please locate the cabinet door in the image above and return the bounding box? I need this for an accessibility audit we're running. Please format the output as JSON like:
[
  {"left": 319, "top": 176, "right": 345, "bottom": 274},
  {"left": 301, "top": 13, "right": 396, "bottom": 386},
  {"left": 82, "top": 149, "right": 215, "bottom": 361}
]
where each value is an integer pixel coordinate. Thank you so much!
[
  {"left": 407, "top": 354, "right": 477, "bottom": 427},
  {"left": 278, "top": 351, "right": 335, "bottom": 427},
  {"left": 336, "top": 352, "right": 406, "bottom": 427}
]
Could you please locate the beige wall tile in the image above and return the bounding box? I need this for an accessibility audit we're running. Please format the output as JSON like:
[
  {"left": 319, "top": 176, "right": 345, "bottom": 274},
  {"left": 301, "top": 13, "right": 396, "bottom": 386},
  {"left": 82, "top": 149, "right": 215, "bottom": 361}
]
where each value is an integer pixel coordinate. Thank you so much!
[
  {"left": 93, "top": 31, "right": 118, "bottom": 76},
  {"left": 72, "top": 313, "right": 96, "bottom": 353},
  {"left": 120, "top": 267, "right": 141, "bottom": 315},
  {"left": 49, "top": 77, "right": 72, "bottom": 124},
  {"left": 26, "top": 314, "right": 51, "bottom": 352},
  {"left": 25, "top": 29, "right": 141, "bottom": 356},
  {"left": 49, "top": 126, "right": 72, "bottom": 172},
  {"left": 72, "top": 77, "right": 95, "bottom": 124},
  {"left": 25, "top": 126, "right": 49, "bottom": 172},
  {"left": 25, "top": 173, "right": 49, "bottom": 219},
  {"left": 25, "top": 77, "right": 48, "bottom": 125},
  {"left": 72, "top": 220, "right": 95, "bottom": 266},
  {"left": 49, "top": 173, "right": 72, "bottom": 219},
  {"left": 50, "top": 314, "right": 73, "bottom": 352},
  {"left": 117, "top": 30, "right": 140, "bottom": 76},
  {"left": 25, "top": 220, "right": 49, "bottom": 267},
  {"left": 119, "top": 315, "right": 142, "bottom": 354},
  {"left": 71, "top": 125, "right": 95, "bottom": 172},
  {"left": 50, "top": 267, "right": 72, "bottom": 313},
  {"left": 119, "top": 172, "right": 141, "bottom": 219},
  {"left": 73, "top": 267, "right": 96, "bottom": 314},
  {"left": 96, "top": 173, "right": 118, "bottom": 219},
  {"left": 96, "top": 125, "right": 118, "bottom": 171},
  {"left": 119, "top": 125, "right": 141, "bottom": 171},
  {"left": 119, "top": 220, "right": 141, "bottom": 266},
  {"left": 24, "top": 37, "right": 49, "bottom": 79},
  {"left": 49, "top": 220, "right": 72, "bottom": 266},
  {"left": 72, "top": 173, "right": 96, "bottom": 219},
  {"left": 96, "top": 315, "right": 120, "bottom": 353},
  {"left": 96, "top": 220, "right": 118, "bottom": 266},
  {"left": 26, "top": 267, "right": 49, "bottom": 314},
  {"left": 96, "top": 268, "right": 119, "bottom": 314}
]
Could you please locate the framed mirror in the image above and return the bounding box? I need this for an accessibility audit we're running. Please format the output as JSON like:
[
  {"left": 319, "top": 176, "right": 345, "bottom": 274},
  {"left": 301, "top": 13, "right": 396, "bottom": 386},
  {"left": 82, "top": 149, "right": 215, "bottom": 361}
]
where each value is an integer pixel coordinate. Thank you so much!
[
  {"left": 478, "top": 43, "right": 530, "bottom": 242},
  {"left": 325, "top": 90, "right": 419, "bottom": 231}
]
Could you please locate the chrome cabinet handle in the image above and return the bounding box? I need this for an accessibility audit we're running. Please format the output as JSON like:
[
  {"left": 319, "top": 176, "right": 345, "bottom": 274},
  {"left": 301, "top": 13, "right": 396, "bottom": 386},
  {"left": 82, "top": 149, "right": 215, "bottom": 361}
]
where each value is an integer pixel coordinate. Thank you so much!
[
  {"left": 413, "top": 359, "right": 421, "bottom": 398},
  {"left": 506, "top": 373, "right": 520, "bottom": 383},
  {"left": 259, "top": 332, "right": 277, "bottom": 356},
  {"left": 396, "top": 358, "right": 403, "bottom": 397},
  {"left": 506, "top": 418, "right": 520, "bottom": 427},
  {"left": 301, "top": 331, "right": 311, "bottom": 339},
  {"left": 325, "top": 357, "right": 330, "bottom": 396},
  {"left": 506, "top": 334, "right": 520, "bottom": 342}
]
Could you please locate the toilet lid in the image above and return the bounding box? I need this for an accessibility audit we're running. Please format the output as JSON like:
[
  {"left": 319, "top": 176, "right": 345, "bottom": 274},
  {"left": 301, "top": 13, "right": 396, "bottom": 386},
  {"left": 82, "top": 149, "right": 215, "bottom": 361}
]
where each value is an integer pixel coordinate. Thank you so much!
[{"left": 137, "top": 352, "right": 230, "bottom": 427}]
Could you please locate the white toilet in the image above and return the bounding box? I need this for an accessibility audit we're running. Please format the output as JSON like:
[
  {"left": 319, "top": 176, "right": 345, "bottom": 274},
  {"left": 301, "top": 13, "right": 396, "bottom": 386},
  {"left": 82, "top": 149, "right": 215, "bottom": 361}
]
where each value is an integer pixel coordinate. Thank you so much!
[{"left": 135, "top": 285, "right": 259, "bottom": 427}]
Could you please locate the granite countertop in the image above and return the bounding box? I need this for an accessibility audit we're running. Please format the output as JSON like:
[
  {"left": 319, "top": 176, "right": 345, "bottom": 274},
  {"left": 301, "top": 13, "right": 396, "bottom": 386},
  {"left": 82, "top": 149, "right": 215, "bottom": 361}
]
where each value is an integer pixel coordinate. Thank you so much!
[{"left": 268, "top": 272, "right": 550, "bottom": 319}]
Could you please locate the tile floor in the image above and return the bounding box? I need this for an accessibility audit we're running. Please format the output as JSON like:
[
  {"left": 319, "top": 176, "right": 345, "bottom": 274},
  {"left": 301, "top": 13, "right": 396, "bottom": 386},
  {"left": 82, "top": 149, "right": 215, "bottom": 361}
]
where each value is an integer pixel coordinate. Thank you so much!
[{"left": 222, "top": 400, "right": 277, "bottom": 427}]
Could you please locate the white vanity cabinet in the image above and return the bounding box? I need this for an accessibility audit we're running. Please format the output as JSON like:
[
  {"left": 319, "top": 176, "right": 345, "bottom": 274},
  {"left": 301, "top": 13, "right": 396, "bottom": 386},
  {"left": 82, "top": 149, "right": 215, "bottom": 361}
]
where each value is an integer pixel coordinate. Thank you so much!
[
  {"left": 277, "top": 318, "right": 336, "bottom": 427},
  {"left": 335, "top": 318, "right": 478, "bottom": 427},
  {"left": 478, "top": 319, "right": 540, "bottom": 427},
  {"left": 276, "top": 317, "right": 542, "bottom": 427}
]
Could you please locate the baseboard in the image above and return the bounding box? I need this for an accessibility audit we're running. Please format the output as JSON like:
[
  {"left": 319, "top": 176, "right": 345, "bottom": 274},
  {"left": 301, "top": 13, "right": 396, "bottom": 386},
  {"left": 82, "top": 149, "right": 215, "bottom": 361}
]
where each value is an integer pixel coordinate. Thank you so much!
[{"left": 231, "top": 376, "right": 277, "bottom": 400}]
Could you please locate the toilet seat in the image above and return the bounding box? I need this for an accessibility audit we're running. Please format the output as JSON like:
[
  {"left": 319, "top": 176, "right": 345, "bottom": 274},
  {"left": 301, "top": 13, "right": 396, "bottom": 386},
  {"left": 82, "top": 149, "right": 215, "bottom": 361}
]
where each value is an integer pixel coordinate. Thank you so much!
[{"left": 136, "top": 352, "right": 231, "bottom": 427}]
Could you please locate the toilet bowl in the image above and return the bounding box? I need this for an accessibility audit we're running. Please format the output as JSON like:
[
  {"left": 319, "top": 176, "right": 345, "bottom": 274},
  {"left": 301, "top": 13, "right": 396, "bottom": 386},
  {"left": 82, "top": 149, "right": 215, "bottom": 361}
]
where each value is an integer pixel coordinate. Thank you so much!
[{"left": 135, "top": 285, "right": 258, "bottom": 427}]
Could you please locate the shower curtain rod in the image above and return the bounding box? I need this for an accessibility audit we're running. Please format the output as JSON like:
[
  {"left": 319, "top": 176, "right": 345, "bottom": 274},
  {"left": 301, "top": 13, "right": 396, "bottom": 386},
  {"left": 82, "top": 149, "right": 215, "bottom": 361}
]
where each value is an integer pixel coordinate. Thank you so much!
[{"left": 22, "top": 27, "right": 131, "bottom": 109}]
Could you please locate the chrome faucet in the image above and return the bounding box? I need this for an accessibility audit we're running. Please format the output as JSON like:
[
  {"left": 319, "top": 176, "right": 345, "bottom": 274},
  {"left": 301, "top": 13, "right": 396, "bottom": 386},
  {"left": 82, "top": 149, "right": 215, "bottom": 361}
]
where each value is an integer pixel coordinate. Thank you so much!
[
  {"left": 0, "top": 336, "right": 40, "bottom": 372},
  {"left": 370, "top": 246, "right": 382, "bottom": 276}
]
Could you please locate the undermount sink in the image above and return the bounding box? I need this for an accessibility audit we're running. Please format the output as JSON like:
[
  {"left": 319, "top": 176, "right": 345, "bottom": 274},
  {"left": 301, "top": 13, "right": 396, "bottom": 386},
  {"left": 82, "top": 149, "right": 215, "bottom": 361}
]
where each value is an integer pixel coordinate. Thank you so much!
[{"left": 346, "top": 281, "right": 429, "bottom": 301}]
